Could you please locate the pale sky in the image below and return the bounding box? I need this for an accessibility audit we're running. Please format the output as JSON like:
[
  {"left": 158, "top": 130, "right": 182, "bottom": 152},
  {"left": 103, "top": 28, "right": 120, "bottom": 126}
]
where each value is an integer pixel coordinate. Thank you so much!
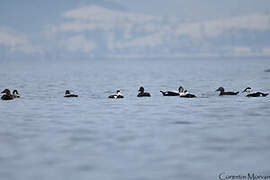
[
  {"left": 117, "top": 0, "right": 270, "bottom": 19},
  {"left": 1, "top": 0, "right": 270, "bottom": 60}
]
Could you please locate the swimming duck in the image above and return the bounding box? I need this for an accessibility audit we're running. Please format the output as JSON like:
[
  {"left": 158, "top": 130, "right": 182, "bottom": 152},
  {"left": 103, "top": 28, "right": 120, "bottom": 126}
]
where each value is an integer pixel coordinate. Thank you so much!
[
  {"left": 216, "top": 87, "right": 239, "bottom": 96},
  {"left": 137, "top": 87, "right": 151, "bottom": 97},
  {"left": 108, "top": 90, "right": 124, "bottom": 99},
  {"left": 1, "top": 89, "right": 14, "bottom": 100},
  {"left": 12, "top": 90, "right": 20, "bottom": 98},
  {"left": 180, "top": 90, "right": 196, "bottom": 98},
  {"left": 160, "top": 86, "right": 184, "bottom": 96},
  {"left": 64, "top": 90, "right": 78, "bottom": 97},
  {"left": 246, "top": 92, "right": 269, "bottom": 97},
  {"left": 242, "top": 87, "right": 268, "bottom": 97}
]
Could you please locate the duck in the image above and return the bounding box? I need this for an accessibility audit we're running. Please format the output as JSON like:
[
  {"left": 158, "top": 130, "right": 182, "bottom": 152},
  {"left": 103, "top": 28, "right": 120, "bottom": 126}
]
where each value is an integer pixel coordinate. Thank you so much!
[
  {"left": 216, "top": 87, "right": 239, "bottom": 96},
  {"left": 12, "top": 90, "right": 20, "bottom": 98},
  {"left": 108, "top": 90, "right": 124, "bottom": 99},
  {"left": 160, "top": 86, "right": 184, "bottom": 96},
  {"left": 1, "top": 89, "right": 14, "bottom": 100},
  {"left": 137, "top": 87, "right": 151, "bottom": 97},
  {"left": 64, "top": 90, "right": 78, "bottom": 97},
  {"left": 180, "top": 90, "right": 196, "bottom": 98},
  {"left": 242, "top": 87, "right": 268, "bottom": 97},
  {"left": 246, "top": 92, "right": 269, "bottom": 97}
]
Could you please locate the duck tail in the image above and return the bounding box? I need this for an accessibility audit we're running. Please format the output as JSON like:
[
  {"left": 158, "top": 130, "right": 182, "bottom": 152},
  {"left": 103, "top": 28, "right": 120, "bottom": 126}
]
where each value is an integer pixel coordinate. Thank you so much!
[
  {"left": 108, "top": 95, "right": 114, "bottom": 98},
  {"left": 236, "top": 92, "right": 239, "bottom": 95},
  {"left": 262, "top": 93, "right": 269, "bottom": 97}
]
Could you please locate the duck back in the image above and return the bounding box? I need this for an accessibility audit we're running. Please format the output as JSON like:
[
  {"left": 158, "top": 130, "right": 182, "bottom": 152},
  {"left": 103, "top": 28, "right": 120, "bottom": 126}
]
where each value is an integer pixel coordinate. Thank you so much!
[
  {"left": 1, "top": 94, "right": 14, "bottom": 100},
  {"left": 108, "top": 95, "right": 124, "bottom": 98},
  {"left": 180, "top": 94, "right": 196, "bottom": 98},
  {"left": 160, "top": 91, "right": 179, "bottom": 96},
  {"left": 247, "top": 92, "right": 268, "bottom": 97},
  {"left": 220, "top": 91, "right": 239, "bottom": 96},
  {"left": 137, "top": 92, "right": 151, "bottom": 97},
  {"left": 64, "top": 94, "right": 78, "bottom": 97}
]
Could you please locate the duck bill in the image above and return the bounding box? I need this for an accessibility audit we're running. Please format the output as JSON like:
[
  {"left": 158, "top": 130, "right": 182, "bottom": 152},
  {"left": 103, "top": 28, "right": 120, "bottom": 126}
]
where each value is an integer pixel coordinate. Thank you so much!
[
  {"left": 179, "top": 87, "right": 183, "bottom": 93},
  {"left": 1, "top": 90, "right": 5, "bottom": 93}
]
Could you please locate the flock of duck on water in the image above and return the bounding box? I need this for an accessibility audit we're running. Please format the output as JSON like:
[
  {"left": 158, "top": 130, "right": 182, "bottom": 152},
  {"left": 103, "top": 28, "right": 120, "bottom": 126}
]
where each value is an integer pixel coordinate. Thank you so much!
[{"left": 1, "top": 86, "right": 268, "bottom": 101}]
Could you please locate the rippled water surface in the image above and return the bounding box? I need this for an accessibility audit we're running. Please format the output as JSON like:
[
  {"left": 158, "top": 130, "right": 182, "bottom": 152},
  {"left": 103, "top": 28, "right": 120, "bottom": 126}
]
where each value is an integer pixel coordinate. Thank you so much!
[{"left": 1, "top": 58, "right": 270, "bottom": 180}]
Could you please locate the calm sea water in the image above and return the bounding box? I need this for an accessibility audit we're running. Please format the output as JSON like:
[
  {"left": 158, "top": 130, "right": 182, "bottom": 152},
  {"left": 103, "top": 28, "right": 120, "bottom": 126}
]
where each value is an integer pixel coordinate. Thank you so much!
[{"left": 1, "top": 58, "right": 270, "bottom": 180}]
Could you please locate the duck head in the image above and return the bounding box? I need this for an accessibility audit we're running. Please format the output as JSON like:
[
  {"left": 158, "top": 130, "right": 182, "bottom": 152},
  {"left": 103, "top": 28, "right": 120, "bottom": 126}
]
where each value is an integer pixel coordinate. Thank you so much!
[
  {"left": 242, "top": 87, "right": 252, "bottom": 93},
  {"left": 216, "top": 87, "right": 225, "bottom": 92},
  {"left": 13, "top": 90, "right": 19, "bottom": 95},
  {"left": 116, "top": 90, "right": 122, "bottom": 95},
  {"left": 138, "top": 86, "right": 144, "bottom": 92},
  {"left": 1, "top": 89, "right": 11, "bottom": 94},
  {"left": 178, "top": 86, "right": 184, "bottom": 93},
  {"left": 65, "top": 90, "right": 70, "bottom": 95}
]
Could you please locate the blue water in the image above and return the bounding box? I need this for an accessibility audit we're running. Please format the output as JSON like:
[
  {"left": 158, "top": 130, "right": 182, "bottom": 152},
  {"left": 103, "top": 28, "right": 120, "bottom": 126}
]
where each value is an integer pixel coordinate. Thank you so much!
[{"left": 1, "top": 58, "right": 270, "bottom": 180}]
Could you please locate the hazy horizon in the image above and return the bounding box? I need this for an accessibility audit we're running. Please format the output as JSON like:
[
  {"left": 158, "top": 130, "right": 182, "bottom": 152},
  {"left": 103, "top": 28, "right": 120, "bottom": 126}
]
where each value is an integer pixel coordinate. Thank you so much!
[{"left": 1, "top": 0, "right": 270, "bottom": 60}]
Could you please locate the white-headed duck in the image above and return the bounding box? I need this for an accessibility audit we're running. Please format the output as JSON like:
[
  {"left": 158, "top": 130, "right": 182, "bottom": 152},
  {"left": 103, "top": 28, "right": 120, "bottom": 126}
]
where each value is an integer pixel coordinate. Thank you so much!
[
  {"left": 160, "top": 86, "right": 184, "bottom": 96},
  {"left": 180, "top": 90, "right": 196, "bottom": 98},
  {"left": 12, "top": 90, "right": 20, "bottom": 98},
  {"left": 242, "top": 87, "right": 268, "bottom": 97},
  {"left": 242, "top": 87, "right": 252, "bottom": 93},
  {"left": 108, "top": 90, "right": 124, "bottom": 99}
]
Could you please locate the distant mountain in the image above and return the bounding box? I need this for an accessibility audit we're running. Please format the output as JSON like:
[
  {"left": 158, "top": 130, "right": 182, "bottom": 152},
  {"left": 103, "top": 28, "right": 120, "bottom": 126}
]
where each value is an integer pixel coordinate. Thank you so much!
[{"left": 1, "top": 4, "right": 270, "bottom": 60}]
